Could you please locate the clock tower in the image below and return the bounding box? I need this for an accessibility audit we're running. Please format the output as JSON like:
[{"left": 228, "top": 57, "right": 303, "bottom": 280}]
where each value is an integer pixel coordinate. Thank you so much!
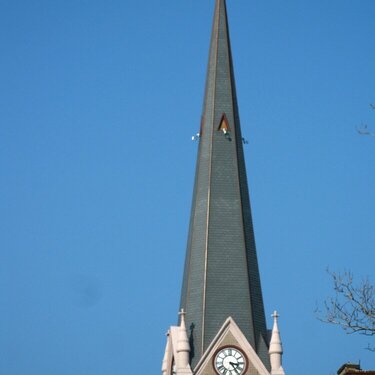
[{"left": 162, "top": 2, "right": 285, "bottom": 375}]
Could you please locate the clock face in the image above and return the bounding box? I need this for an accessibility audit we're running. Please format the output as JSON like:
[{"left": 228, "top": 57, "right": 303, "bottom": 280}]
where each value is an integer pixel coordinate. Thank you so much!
[{"left": 214, "top": 347, "right": 246, "bottom": 375}]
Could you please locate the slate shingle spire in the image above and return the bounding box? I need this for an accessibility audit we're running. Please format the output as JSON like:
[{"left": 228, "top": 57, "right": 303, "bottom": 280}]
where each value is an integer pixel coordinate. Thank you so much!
[{"left": 180, "top": 0, "right": 270, "bottom": 369}]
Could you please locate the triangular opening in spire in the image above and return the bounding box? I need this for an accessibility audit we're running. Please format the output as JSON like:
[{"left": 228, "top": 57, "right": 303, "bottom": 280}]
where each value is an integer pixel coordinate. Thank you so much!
[{"left": 218, "top": 113, "right": 231, "bottom": 132}]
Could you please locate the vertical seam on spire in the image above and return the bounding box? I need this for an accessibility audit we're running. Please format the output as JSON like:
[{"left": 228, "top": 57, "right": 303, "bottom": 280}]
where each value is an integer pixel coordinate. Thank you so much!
[
  {"left": 223, "top": 0, "right": 258, "bottom": 351},
  {"left": 201, "top": 0, "right": 221, "bottom": 357}
]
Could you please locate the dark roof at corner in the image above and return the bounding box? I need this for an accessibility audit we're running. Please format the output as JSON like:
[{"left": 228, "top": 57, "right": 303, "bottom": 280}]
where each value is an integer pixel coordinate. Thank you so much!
[{"left": 338, "top": 363, "right": 375, "bottom": 375}]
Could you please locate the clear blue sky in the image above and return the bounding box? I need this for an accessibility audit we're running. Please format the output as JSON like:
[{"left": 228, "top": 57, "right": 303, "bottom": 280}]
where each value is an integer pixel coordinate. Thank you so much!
[{"left": 1, "top": 1, "right": 374, "bottom": 374}]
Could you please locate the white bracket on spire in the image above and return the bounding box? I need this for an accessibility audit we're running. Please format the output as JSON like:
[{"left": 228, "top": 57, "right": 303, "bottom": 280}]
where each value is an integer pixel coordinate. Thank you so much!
[
  {"left": 221, "top": 128, "right": 231, "bottom": 141},
  {"left": 191, "top": 132, "right": 201, "bottom": 141}
]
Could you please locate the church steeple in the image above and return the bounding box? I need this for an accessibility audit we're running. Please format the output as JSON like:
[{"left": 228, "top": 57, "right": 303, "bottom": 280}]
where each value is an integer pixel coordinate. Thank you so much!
[{"left": 179, "top": 0, "right": 270, "bottom": 369}]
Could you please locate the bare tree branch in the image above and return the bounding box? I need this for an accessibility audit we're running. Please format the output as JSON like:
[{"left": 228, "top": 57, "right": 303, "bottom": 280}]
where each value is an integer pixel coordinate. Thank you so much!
[
  {"left": 356, "top": 103, "right": 375, "bottom": 137},
  {"left": 316, "top": 270, "right": 375, "bottom": 351}
]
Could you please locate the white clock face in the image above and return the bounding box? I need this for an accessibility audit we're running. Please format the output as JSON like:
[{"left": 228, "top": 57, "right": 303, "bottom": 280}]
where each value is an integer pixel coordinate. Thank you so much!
[{"left": 214, "top": 347, "right": 246, "bottom": 375}]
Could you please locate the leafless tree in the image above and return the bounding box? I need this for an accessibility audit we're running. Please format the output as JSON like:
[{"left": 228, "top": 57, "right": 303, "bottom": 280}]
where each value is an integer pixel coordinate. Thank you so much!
[
  {"left": 317, "top": 270, "right": 375, "bottom": 350},
  {"left": 356, "top": 104, "right": 375, "bottom": 137}
]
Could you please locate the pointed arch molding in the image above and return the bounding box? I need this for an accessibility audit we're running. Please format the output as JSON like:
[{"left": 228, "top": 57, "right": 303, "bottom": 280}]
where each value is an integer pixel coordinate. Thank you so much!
[
  {"left": 163, "top": 327, "right": 179, "bottom": 375},
  {"left": 194, "top": 318, "right": 270, "bottom": 375},
  {"left": 218, "top": 113, "right": 231, "bottom": 132}
]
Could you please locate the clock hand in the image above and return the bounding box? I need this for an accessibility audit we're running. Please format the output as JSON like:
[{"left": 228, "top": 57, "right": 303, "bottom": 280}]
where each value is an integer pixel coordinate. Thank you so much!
[{"left": 229, "top": 363, "right": 241, "bottom": 374}]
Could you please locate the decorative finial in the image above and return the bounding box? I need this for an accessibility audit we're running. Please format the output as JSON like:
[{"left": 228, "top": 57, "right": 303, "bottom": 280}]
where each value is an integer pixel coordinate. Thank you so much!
[
  {"left": 162, "top": 329, "right": 171, "bottom": 375},
  {"left": 179, "top": 308, "right": 186, "bottom": 317},
  {"left": 177, "top": 309, "right": 192, "bottom": 372},
  {"left": 269, "top": 310, "right": 285, "bottom": 375},
  {"left": 179, "top": 309, "right": 187, "bottom": 329}
]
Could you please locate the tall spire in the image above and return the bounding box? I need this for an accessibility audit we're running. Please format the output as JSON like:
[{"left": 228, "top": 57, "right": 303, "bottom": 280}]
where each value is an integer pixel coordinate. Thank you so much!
[{"left": 180, "top": 0, "right": 270, "bottom": 370}]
